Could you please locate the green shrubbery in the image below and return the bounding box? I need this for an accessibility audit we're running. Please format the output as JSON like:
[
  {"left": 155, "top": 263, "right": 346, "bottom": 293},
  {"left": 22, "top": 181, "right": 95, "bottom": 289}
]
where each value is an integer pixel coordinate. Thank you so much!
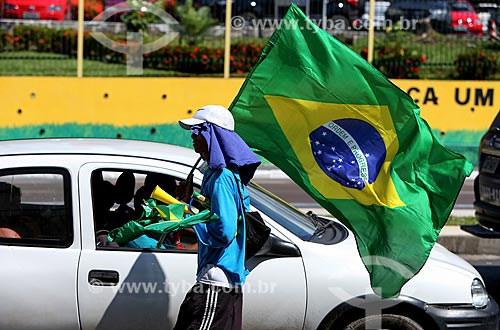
[
  {"left": 0, "top": 25, "right": 498, "bottom": 78},
  {"left": 360, "top": 46, "right": 426, "bottom": 79},
  {"left": 0, "top": 25, "right": 265, "bottom": 74},
  {"left": 359, "top": 30, "right": 428, "bottom": 79},
  {"left": 453, "top": 50, "right": 499, "bottom": 80}
]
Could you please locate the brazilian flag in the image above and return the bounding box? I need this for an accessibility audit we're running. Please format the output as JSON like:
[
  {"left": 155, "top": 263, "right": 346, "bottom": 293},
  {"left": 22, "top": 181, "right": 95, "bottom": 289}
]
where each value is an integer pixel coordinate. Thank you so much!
[{"left": 229, "top": 4, "right": 473, "bottom": 298}]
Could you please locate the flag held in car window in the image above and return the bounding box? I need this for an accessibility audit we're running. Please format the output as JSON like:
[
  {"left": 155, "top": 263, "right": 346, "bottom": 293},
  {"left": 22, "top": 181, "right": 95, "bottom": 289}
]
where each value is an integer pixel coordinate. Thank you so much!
[{"left": 229, "top": 4, "right": 474, "bottom": 298}]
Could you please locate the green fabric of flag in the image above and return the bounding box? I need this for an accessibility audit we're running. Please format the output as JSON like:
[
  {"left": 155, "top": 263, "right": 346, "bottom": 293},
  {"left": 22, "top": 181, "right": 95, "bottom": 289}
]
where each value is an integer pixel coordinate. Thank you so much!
[
  {"left": 108, "top": 199, "right": 218, "bottom": 244},
  {"left": 229, "top": 4, "right": 473, "bottom": 298}
]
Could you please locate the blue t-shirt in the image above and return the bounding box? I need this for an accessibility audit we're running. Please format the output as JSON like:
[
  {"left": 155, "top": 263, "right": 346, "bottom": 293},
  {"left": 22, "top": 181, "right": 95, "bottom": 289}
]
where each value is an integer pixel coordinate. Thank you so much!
[{"left": 193, "top": 167, "right": 250, "bottom": 286}]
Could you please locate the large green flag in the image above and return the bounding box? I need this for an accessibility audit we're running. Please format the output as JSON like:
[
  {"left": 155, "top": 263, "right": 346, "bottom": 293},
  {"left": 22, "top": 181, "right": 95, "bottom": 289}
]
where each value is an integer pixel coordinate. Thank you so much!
[{"left": 229, "top": 4, "right": 474, "bottom": 298}]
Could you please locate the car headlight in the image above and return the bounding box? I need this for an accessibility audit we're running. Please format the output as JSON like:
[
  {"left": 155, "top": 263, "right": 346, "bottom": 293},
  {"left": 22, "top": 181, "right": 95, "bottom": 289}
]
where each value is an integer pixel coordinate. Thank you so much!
[
  {"left": 4, "top": 3, "right": 19, "bottom": 10},
  {"left": 48, "top": 5, "right": 62, "bottom": 11},
  {"left": 471, "top": 278, "right": 489, "bottom": 308}
]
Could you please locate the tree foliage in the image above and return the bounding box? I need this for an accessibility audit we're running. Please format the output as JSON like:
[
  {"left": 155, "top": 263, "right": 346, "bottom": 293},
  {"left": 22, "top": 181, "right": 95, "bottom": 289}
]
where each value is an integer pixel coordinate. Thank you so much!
[{"left": 175, "top": 0, "right": 215, "bottom": 45}]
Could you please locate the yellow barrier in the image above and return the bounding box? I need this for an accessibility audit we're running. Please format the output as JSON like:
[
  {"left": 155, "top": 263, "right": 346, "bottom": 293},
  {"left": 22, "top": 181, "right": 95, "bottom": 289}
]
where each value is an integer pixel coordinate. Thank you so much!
[
  {"left": 0, "top": 77, "right": 243, "bottom": 127},
  {"left": 1, "top": 77, "right": 498, "bottom": 132},
  {"left": 396, "top": 80, "right": 500, "bottom": 131}
]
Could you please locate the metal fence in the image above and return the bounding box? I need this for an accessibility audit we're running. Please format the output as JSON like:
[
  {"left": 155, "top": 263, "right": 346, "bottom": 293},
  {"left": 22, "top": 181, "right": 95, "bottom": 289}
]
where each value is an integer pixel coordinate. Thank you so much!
[{"left": 0, "top": 0, "right": 498, "bottom": 78}]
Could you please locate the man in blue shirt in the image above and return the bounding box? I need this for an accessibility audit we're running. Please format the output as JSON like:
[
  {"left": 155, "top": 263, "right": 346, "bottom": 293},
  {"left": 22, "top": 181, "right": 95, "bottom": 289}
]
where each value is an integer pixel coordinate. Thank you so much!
[{"left": 174, "top": 105, "right": 260, "bottom": 330}]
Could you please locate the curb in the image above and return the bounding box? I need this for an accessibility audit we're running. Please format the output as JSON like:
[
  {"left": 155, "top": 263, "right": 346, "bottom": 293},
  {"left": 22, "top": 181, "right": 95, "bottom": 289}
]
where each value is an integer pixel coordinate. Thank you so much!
[{"left": 438, "top": 226, "right": 500, "bottom": 256}]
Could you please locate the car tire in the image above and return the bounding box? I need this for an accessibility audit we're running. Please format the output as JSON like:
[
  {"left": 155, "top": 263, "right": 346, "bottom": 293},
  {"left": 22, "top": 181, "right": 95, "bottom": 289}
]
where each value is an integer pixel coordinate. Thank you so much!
[{"left": 344, "top": 314, "right": 424, "bottom": 330}]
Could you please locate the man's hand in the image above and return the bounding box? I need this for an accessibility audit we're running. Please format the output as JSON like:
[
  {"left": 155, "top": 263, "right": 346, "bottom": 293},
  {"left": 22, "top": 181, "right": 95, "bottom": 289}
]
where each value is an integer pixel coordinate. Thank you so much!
[{"left": 176, "top": 173, "right": 193, "bottom": 203}]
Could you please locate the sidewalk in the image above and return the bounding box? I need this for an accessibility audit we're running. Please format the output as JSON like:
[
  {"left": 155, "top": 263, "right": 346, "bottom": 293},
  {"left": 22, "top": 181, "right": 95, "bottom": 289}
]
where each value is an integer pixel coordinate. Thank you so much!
[
  {"left": 256, "top": 166, "right": 500, "bottom": 256},
  {"left": 439, "top": 226, "right": 500, "bottom": 256}
]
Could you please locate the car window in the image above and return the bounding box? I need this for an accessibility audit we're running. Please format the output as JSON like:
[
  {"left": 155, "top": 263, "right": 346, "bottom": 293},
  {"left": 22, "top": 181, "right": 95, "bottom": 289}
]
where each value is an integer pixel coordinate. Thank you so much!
[
  {"left": 248, "top": 183, "right": 349, "bottom": 244},
  {"left": 247, "top": 183, "right": 317, "bottom": 239},
  {"left": 0, "top": 168, "right": 72, "bottom": 247},
  {"left": 451, "top": 2, "right": 472, "bottom": 12},
  {"left": 92, "top": 169, "right": 198, "bottom": 251}
]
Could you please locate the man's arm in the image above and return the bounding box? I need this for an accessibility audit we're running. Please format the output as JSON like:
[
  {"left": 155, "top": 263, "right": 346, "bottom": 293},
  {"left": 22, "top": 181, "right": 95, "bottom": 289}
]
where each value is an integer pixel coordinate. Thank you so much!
[{"left": 195, "top": 174, "right": 238, "bottom": 247}]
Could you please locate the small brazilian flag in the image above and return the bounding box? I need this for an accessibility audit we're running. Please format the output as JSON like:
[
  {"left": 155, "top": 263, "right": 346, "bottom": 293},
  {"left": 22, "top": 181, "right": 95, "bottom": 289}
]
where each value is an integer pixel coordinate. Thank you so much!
[{"left": 229, "top": 4, "right": 473, "bottom": 298}]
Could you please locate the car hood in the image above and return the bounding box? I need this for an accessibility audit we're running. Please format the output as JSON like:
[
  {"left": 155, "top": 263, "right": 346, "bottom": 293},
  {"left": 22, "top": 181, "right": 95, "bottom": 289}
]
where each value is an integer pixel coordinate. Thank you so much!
[
  {"left": 401, "top": 242, "right": 483, "bottom": 303},
  {"left": 451, "top": 11, "right": 479, "bottom": 21},
  {"left": 299, "top": 224, "right": 483, "bottom": 305},
  {"left": 427, "top": 242, "right": 479, "bottom": 277}
]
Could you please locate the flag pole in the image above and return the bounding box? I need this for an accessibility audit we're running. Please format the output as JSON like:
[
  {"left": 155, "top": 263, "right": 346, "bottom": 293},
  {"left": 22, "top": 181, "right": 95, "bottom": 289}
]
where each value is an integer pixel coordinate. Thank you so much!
[
  {"left": 223, "top": 0, "right": 232, "bottom": 78},
  {"left": 77, "top": 0, "right": 84, "bottom": 77},
  {"left": 367, "top": 0, "right": 375, "bottom": 64}
]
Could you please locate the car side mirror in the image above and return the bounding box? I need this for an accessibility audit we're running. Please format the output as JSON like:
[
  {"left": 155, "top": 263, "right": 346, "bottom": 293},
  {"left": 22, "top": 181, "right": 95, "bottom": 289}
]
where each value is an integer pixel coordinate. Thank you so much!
[{"left": 254, "top": 235, "right": 301, "bottom": 258}]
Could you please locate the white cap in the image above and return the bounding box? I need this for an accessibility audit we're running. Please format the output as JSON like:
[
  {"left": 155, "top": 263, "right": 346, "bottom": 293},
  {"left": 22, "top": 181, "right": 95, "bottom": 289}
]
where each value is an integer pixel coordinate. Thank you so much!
[{"left": 179, "top": 105, "right": 235, "bottom": 131}]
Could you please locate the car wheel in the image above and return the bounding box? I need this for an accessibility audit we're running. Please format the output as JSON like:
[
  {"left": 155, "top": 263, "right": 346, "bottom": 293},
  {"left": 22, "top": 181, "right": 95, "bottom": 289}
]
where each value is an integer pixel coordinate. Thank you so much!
[{"left": 344, "top": 314, "right": 424, "bottom": 330}]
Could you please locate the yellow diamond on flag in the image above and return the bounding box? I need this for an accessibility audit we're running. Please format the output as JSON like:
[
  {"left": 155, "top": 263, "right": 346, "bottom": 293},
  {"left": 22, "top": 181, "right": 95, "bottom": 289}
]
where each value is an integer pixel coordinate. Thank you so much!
[{"left": 266, "top": 95, "right": 405, "bottom": 208}]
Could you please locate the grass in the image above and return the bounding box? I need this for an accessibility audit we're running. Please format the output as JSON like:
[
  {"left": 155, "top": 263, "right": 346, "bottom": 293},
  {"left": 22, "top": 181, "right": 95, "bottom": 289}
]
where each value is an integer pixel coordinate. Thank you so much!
[
  {"left": 0, "top": 51, "right": 182, "bottom": 76},
  {"left": 447, "top": 216, "right": 478, "bottom": 226}
]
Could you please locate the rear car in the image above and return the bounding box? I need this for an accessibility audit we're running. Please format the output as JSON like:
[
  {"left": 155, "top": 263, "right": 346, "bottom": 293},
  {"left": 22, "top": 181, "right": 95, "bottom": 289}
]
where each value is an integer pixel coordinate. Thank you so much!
[
  {"left": 450, "top": 0, "right": 483, "bottom": 35},
  {"left": 202, "top": 0, "right": 361, "bottom": 31},
  {"left": 2, "top": 0, "right": 67, "bottom": 20},
  {"left": 0, "top": 138, "right": 497, "bottom": 329},
  {"left": 385, "top": 0, "right": 452, "bottom": 34},
  {"left": 474, "top": 112, "right": 500, "bottom": 232},
  {"left": 475, "top": 2, "right": 499, "bottom": 38}
]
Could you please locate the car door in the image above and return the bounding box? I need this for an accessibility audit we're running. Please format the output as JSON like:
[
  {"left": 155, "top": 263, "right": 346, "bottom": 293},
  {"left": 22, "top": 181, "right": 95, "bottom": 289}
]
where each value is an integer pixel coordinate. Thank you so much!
[
  {"left": 0, "top": 155, "right": 80, "bottom": 330},
  {"left": 77, "top": 158, "right": 306, "bottom": 330},
  {"left": 77, "top": 161, "right": 199, "bottom": 330},
  {"left": 242, "top": 225, "right": 307, "bottom": 329}
]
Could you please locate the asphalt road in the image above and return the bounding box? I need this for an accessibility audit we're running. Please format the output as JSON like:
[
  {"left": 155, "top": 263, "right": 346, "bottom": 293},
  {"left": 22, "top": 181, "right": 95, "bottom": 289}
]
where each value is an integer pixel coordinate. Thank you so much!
[{"left": 253, "top": 175, "right": 476, "bottom": 210}]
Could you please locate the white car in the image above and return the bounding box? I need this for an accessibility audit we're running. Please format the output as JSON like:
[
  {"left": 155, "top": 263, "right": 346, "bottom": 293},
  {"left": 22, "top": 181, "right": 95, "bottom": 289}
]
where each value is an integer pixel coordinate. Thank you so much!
[{"left": 0, "top": 138, "right": 497, "bottom": 330}]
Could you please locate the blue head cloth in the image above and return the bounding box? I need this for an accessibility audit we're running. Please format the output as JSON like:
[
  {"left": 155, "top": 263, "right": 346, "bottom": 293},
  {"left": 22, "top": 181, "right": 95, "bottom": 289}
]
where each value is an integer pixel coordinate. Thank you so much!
[{"left": 191, "top": 122, "right": 261, "bottom": 185}]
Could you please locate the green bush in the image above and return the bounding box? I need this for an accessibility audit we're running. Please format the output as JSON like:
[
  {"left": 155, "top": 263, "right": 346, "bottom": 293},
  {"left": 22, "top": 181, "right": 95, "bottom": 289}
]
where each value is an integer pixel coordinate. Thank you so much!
[
  {"left": 359, "top": 31, "right": 426, "bottom": 79},
  {"left": 453, "top": 50, "right": 498, "bottom": 80},
  {"left": 147, "top": 43, "right": 264, "bottom": 74},
  {"left": 0, "top": 25, "right": 265, "bottom": 74},
  {"left": 361, "top": 46, "right": 426, "bottom": 79},
  {"left": 174, "top": 0, "right": 215, "bottom": 45}
]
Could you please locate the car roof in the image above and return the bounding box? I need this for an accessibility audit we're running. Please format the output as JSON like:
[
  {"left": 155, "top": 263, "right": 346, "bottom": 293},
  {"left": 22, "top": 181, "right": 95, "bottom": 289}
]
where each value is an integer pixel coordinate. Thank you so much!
[{"left": 0, "top": 138, "right": 198, "bottom": 165}]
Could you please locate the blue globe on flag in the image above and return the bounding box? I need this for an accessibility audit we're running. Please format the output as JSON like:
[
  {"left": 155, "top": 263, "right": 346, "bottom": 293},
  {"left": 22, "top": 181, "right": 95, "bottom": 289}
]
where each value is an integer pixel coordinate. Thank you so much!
[{"left": 309, "top": 119, "right": 386, "bottom": 190}]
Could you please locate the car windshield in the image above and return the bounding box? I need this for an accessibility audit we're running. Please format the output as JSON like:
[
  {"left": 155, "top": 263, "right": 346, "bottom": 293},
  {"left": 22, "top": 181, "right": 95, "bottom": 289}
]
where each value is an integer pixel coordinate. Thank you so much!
[
  {"left": 490, "top": 112, "right": 500, "bottom": 129},
  {"left": 452, "top": 2, "right": 472, "bottom": 11},
  {"left": 247, "top": 182, "right": 318, "bottom": 240}
]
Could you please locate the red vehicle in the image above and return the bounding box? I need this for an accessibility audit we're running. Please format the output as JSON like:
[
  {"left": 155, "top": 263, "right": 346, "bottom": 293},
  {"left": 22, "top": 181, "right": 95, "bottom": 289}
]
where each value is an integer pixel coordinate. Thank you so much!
[
  {"left": 2, "top": 0, "right": 67, "bottom": 20},
  {"left": 68, "top": 0, "right": 103, "bottom": 20},
  {"left": 450, "top": 0, "right": 483, "bottom": 35}
]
